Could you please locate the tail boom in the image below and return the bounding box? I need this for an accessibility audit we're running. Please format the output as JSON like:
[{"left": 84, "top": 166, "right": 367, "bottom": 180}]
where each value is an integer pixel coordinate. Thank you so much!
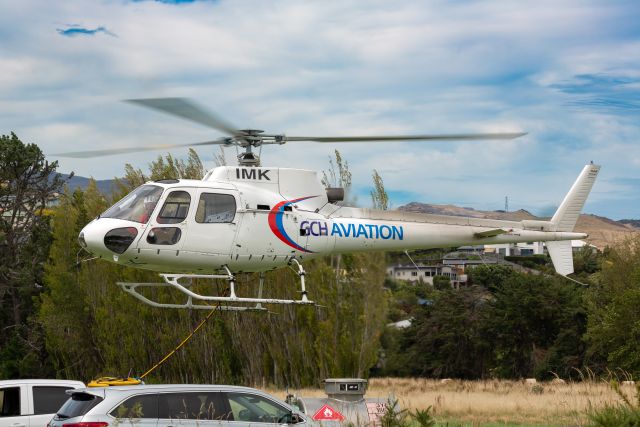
[{"left": 327, "top": 164, "right": 599, "bottom": 276}]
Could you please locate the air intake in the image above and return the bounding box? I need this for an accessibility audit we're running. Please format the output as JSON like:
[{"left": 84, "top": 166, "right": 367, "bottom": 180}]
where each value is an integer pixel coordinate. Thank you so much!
[{"left": 326, "top": 188, "right": 344, "bottom": 203}]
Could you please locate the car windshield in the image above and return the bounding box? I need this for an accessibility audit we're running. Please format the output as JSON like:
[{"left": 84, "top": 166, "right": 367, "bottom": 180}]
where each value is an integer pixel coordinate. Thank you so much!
[{"left": 102, "top": 185, "right": 163, "bottom": 224}]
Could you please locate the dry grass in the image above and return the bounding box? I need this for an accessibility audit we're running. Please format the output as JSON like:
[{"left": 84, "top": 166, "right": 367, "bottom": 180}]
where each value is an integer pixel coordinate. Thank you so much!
[{"left": 264, "top": 377, "right": 637, "bottom": 426}]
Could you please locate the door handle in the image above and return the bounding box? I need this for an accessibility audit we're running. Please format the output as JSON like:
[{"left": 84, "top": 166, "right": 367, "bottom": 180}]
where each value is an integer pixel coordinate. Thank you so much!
[{"left": 11, "top": 423, "right": 26, "bottom": 427}]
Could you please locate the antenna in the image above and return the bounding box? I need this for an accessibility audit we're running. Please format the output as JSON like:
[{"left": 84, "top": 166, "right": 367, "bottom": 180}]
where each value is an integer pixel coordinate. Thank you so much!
[{"left": 505, "top": 196, "right": 509, "bottom": 212}]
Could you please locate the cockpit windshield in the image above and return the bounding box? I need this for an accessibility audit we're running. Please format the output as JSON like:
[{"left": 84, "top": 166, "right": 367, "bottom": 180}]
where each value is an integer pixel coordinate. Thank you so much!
[{"left": 101, "top": 185, "right": 163, "bottom": 224}]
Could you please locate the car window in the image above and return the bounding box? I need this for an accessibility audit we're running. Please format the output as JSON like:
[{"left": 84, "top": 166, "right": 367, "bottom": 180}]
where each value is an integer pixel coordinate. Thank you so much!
[
  {"left": 158, "top": 392, "right": 228, "bottom": 421},
  {"left": 56, "top": 393, "right": 103, "bottom": 420},
  {"left": 0, "top": 387, "right": 20, "bottom": 417},
  {"left": 33, "top": 386, "right": 74, "bottom": 415},
  {"left": 225, "top": 392, "right": 290, "bottom": 424},
  {"left": 110, "top": 394, "right": 157, "bottom": 419},
  {"left": 157, "top": 191, "right": 191, "bottom": 224},
  {"left": 195, "top": 193, "right": 236, "bottom": 223}
]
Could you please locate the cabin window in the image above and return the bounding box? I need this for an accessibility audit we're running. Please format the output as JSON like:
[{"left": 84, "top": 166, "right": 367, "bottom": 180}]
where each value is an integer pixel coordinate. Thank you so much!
[
  {"left": 102, "top": 184, "right": 162, "bottom": 224},
  {"left": 157, "top": 191, "right": 191, "bottom": 224},
  {"left": 147, "top": 227, "right": 182, "bottom": 245},
  {"left": 196, "top": 193, "right": 236, "bottom": 223}
]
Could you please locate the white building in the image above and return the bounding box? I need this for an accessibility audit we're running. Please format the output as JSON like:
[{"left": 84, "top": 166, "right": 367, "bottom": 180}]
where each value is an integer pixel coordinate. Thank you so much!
[
  {"left": 386, "top": 263, "right": 458, "bottom": 285},
  {"left": 484, "top": 240, "right": 595, "bottom": 256},
  {"left": 484, "top": 241, "right": 544, "bottom": 256}
]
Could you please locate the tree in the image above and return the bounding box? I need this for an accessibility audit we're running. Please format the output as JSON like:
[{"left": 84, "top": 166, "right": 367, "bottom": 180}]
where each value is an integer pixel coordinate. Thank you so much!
[
  {"left": 370, "top": 169, "right": 389, "bottom": 210},
  {"left": 380, "top": 265, "right": 588, "bottom": 380},
  {"left": 477, "top": 266, "right": 586, "bottom": 379},
  {"left": 40, "top": 149, "right": 389, "bottom": 386},
  {"left": 113, "top": 149, "right": 205, "bottom": 197},
  {"left": 0, "top": 133, "right": 66, "bottom": 378},
  {"left": 404, "top": 286, "right": 494, "bottom": 378},
  {"left": 585, "top": 234, "right": 640, "bottom": 376},
  {"left": 432, "top": 275, "right": 451, "bottom": 291},
  {"left": 322, "top": 150, "right": 353, "bottom": 204}
]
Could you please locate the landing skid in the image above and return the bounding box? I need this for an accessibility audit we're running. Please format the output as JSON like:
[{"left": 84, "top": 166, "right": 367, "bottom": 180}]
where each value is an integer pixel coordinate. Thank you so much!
[{"left": 116, "top": 260, "right": 314, "bottom": 311}]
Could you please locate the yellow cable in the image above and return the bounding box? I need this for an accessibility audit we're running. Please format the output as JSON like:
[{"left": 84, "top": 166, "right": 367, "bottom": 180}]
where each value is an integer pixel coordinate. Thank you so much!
[{"left": 140, "top": 298, "right": 224, "bottom": 380}]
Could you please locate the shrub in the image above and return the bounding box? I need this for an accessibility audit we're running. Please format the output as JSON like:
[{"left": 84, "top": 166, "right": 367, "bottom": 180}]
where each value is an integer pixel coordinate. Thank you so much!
[{"left": 587, "top": 381, "right": 640, "bottom": 426}]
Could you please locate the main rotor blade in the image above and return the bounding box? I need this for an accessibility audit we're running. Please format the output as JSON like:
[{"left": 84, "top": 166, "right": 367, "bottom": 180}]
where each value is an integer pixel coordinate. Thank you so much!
[
  {"left": 284, "top": 132, "right": 527, "bottom": 143},
  {"left": 125, "top": 98, "right": 240, "bottom": 136},
  {"left": 51, "top": 139, "right": 228, "bottom": 158}
]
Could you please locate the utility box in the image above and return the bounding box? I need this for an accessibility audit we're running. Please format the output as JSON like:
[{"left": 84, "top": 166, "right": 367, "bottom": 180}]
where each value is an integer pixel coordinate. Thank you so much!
[
  {"left": 324, "top": 378, "right": 368, "bottom": 401},
  {"left": 291, "top": 378, "right": 392, "bottom": 426}
]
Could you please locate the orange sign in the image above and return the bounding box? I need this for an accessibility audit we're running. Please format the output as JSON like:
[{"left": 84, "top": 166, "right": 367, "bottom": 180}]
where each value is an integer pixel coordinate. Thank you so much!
[{"left": 312, "top": 404, "right": 345, "bottom": 421}]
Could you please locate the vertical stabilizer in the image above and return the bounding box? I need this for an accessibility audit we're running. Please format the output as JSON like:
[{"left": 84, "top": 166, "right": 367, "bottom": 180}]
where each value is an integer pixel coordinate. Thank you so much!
[
  {"left": 547, "top": 163, "right": 600, "bottom": 276},
  {"left": 546, "top": 240, "right": 574, "bottom": 276},
  {"left": 551, "top": 164, "right": 600, "bottom": 232}
]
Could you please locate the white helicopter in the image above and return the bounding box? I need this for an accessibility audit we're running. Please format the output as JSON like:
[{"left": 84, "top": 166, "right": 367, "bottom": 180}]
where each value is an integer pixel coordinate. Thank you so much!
[{"left": 59, "top": 98, "right": 599, "bottom": 311}]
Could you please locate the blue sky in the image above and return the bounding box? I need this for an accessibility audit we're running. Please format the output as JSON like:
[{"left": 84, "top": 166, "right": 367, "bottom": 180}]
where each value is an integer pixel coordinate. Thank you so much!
[{"left": 1, "top": 0, "right": 639, "bottom": 219}]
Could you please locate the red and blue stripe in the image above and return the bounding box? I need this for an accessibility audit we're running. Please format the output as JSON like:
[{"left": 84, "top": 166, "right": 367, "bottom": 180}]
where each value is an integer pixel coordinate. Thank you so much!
[{"left": 268, "top": 196, "right": 316, "bottom": 253}]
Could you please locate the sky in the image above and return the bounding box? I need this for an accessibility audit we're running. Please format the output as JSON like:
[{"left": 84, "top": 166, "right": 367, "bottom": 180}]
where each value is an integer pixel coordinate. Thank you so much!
[{"left": 1, "top": 0, "right": 639, "bottom": 219}]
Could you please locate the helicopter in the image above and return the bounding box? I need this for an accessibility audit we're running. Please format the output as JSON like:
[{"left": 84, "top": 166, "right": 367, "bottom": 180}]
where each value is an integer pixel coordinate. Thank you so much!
[{"left": 58, "top": 98, "right": 599, "bottom": 311}]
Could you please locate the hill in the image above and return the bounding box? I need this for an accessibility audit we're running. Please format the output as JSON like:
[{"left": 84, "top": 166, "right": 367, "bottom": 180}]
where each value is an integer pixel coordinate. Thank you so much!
[
  {"left": 399, "top": 202, "right": 638, "bottom": 249},
  {"left": 56, "top": 173, "right": 118, "bottom": 195}
]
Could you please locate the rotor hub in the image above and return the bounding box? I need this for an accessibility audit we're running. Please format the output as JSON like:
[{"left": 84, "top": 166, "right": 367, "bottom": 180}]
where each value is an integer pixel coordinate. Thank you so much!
[{"left": 237, "top": 151, "right": 261, "bottom": 167}]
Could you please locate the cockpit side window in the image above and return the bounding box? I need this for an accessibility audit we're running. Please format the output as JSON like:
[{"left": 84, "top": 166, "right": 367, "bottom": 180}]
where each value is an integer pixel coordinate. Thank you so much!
[
  {"left": 195, "top": 193, "right": 236, "bottom": 223},
  {"left": 157, "top": 191, "right": 191, "bottom": 224},
  {"left": 101, "top": 185, "right": 163, "bottom": 224}
]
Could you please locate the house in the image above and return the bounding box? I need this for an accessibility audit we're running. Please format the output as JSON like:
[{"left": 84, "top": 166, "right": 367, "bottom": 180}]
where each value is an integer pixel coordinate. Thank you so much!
[
  {"left": 386, "top": 263, "right": 447, "bottom": 285},
  {"left": 484, "top": 241, "right": 545, "bottom": 256}
]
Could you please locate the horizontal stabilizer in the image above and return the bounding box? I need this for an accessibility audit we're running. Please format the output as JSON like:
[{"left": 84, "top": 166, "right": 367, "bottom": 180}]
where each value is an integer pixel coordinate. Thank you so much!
[
  {"left": 474, "top": 228, "right": 508, "bottom": 238},
  {"left": 546, "top": 240, "right": 574, "bottom": 276}
]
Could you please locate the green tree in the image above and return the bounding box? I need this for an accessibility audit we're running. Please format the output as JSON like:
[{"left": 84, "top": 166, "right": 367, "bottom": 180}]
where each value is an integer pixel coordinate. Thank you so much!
[
  {"left": 370, "top": 169, "right": 389, "bottom": 210},
  {"left": 404, "top": 286, "right": 494, "bottom": 378},
  {"left": 40, "top": 150, "right": 388, "bottom": 386},
  {"left": 432, "top": 275, "right": 451, "bottom": 291},
  {"left": 479, "top": 266, "right": 586, "bottom": 379},
  {"left": 114, "top": 149, "right": 204, "bottom": 197},
  {"left": 0, "top": 133, "right": 65, "bottom": 378},
  {"left": 39, "top": 182, "right": 107, "bottom": 379},
  {"left": 322, "top": 150, "right": 352, "bottom": 204},
  {"left": 585, "top": 234, "right": 640, "bottom": 377},
  {"left": 380, "top": 265, "right": 588, "bottom": 380},
  {"left": 574, "top": 246, "right": 600, "bottom": 275}
]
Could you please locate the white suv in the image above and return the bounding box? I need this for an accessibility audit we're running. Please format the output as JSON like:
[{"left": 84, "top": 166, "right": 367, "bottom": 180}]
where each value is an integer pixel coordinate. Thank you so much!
[
  {"left": 49, "top": 384, "right": 307, "bottom": 427},
  {"left": 0, "top": 379, "right": 85, "bottom": 427}
]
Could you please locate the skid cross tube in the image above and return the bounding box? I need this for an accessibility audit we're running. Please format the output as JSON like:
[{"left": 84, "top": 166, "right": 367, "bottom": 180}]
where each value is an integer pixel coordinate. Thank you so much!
[{"left": 116, "top": 264, "right": 314, "bottom": 310}]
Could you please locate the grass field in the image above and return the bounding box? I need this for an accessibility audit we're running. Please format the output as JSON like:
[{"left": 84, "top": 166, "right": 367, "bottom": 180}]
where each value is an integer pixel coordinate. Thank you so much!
[{"left": 266, "top": 377, "right": 637, "bottom": 426}]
